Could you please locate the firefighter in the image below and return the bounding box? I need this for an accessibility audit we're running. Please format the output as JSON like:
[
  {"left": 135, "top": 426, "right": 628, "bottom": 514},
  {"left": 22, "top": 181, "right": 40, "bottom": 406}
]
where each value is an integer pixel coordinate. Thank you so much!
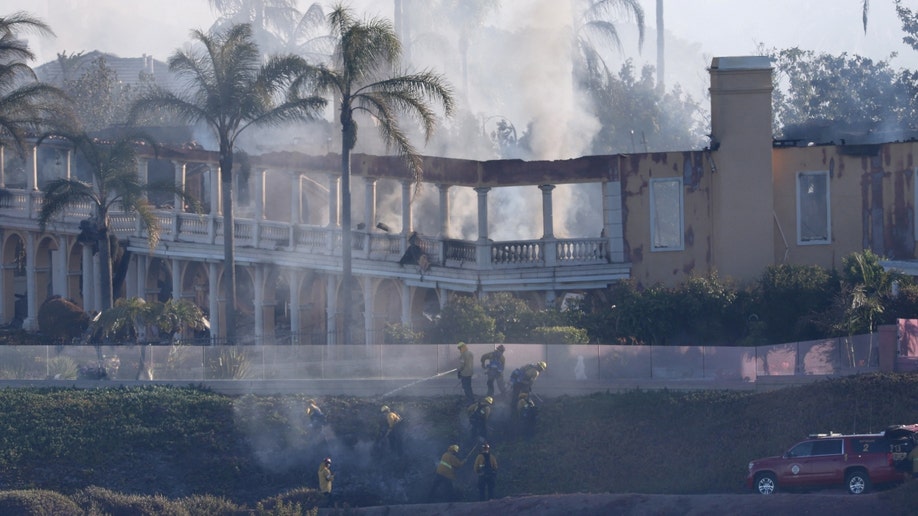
[
  {"left": 480, "top": 344, "right": 507, "bottom": 397},
  {"left": 474, "top": 442, "right": 498, "bottom": 501},
  {"left": 427, "top": 444, "right": 465, "bottom": 502},
  {"left": 457, "top": 342, "right": 475, "bottom": 402},
  {"left": 510, "top": 361, "right": 547, "bottom": 401},
  {"left": 516, "top": 392, "right": 538, "bottom": 439},
  {"left": 467, "top": 396, "right": 493, "bottom": 442},
  {"left": 377, "top": 405, "right": 404, "bottom": 455},
  {"left": 317, "top": 457, "right": 334, "bottom": 506},
  {"left": 305, "top": 399, "right": 326, "bottom": 430}
]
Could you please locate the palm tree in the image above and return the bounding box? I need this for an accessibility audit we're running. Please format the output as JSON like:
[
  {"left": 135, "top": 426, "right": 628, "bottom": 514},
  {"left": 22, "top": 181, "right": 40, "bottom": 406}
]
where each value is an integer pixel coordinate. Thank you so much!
[
  {"left": 574, "top": 0, "right": 645, "bottom": 86},
  {"left": 294, "top": 4, "right": 455, "bottom": 344},
  {"left": 208, "top": 0, "right": 301, "bottom": 54},
  {"left": 94, "top": 297, "right": 205, "bottom": 380},
  {"left": 37, "top": 131, "right": 201, "bottom": 311},
  {"left": 129, "top": 24, "right": 325, "bottom": 344},
  {"left": 0, "top": 11, "right": 73, "bottom": 155}
]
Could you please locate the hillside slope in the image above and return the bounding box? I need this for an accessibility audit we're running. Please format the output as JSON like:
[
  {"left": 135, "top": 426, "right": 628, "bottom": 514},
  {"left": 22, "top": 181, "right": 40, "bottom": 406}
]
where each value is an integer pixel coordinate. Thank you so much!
[{"left": 0, "top": 373, "right": 915, "bottom": 511}]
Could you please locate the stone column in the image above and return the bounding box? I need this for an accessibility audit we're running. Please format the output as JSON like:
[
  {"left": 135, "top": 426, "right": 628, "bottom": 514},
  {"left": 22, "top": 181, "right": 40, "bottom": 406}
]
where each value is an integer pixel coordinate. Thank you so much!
[
  {"left": 475, "top": 187, "right": 491, "bottom": 268},
  {"left": 136, "top": 159, "right": 148, "bottom": 236},
  {"left": 172, "top": 258, "right": 182, "bottom": 301},
  {"left": 288, "top": 270, "right": 301, "bottom": 343},
  {"left": 82, "top": 245, "right": 94, "bottom": 311},
  {"left": 364, "top": 177, "right": 377, "bottom": 230},
  {"left": 23, "top": 232, "right": 38, "bottom": 331},
  {"left": 208, "top": 262, "right": 219, "bottom": 342},
  {"left": 52, "top": 236, "right": 67, "bottom": 297},
  {"left": 290, "top": 174, "right": 301, "bottom": 224},
  {"left": 135, "top": 254, "right": 147, "bottom": 301},
  {"left": 64, "top": 149, "right": 71, "bottom": 180},
  {"left": 173, "top": 161, "right": 186, "bottom": 212},
  {"left": 254, "top": 265, "right": 264, "bottom": 340},
  {"left": 326, "top": 276, "right": 337, "bottom": 346},
  {"left": 540, "top": 184, "right": 557, "bottom": 266},
  {"left": 362, "top": 278, "right": 372, "bottom": 346},
  {"left": 0, "top": 145, "right": 5, "bottom": 187},
  {"left": 437, "top": 184, "right": 450, "bottom": 238},
  {"left": 401, "top": 180, "right": 412, "bottom": 235},
  {"left": 401, "top": 283, "right": 411, "bottom": 326},
  {"left": 327, "top": 174, "right": 339, "bottom": 227}
]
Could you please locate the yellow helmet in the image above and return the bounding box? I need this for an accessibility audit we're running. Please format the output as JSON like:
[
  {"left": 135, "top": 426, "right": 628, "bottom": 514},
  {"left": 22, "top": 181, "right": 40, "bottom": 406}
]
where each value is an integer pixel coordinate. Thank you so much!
[
  {"left": 457, "top": 342, "right": 466, "bottom": 349},
  {"left": 483, "top": 396, "right": 493, "bottom": 405},
  {"left": 448, "top": 444, "right": 460, "bottom": 453},
  {"left": 380, "top": 405, "right": 390, "bottom": 413},
  {"left": 537, "top": 361, "right": 547, "bottom": 371}
]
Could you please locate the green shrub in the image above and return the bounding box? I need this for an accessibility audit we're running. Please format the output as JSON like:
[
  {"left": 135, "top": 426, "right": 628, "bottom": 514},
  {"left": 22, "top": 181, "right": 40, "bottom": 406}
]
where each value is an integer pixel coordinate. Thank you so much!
[
  {"left": 384, "top": 323, "right": 423, "bottom": 344},
  {"left": 73, "top": 486, "right": 188, "bottom": 516},
  {"left": 205, "top": 346, "right": 250, "bottom": 379},
  {"left": 530, "top": 326, "right": 589, "bottom": 344},
  {"left": 176, "top": 494, "right": 245, "bottom": 515},
  {"left": 46, "top": 356, "right": 78, "bottom": 380},
  {"left": 0, "top": 489, "right": 82, "bottom": 516}
]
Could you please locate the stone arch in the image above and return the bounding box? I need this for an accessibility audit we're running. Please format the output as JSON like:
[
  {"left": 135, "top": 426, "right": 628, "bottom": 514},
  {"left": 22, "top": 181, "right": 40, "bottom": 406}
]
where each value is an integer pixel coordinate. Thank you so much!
[
  {"left": 34, "top": 235, "right": 56, "bottom": 305},
  {"left": 67, "top": 239, "right": 82, "bottom": 304},
  {"left": 1, "top": 232, "right": 26, "bottom": 325},
  {"left": 217, "top": 265, "right": 256, "bottom": 341},
  {"left": 183, "top": 261, "right": 209, "bottom": 312},
  {"left": 334, "top": 275, "right": 365, "bottom": 345},
  {"left": 370, "top": 278, "right": 402, "bottom": 344},
  {"left": 295, "top": 272, "right": 325, "bottom": 344},
  {"left": 409, "top": 287, "right": 442, "bottom": 333},
  {"left": 146, "top": 257, "right": 172, "bottom": 302}
]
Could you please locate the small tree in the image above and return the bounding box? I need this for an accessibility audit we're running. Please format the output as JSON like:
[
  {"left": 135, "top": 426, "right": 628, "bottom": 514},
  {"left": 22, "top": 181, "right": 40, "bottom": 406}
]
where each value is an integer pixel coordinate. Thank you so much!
[{"left": 430, "top": 296, "right": 502, "bottom": 344}]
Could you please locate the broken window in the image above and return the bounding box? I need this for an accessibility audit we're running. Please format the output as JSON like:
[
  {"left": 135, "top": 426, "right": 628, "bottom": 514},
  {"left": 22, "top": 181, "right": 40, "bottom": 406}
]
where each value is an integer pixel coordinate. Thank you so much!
[
  {"left": 797, "top": 171, "right": 830, "bottom": 244},
  {"left": 650, "top": 177, "right": 684, "bottom": 251}
]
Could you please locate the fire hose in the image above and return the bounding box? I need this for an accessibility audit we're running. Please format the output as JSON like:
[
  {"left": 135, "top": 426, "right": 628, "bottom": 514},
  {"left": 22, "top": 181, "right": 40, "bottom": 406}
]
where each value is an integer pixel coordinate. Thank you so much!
[{"left": 382, "top": 368, "right": 459, "bottom": 398}]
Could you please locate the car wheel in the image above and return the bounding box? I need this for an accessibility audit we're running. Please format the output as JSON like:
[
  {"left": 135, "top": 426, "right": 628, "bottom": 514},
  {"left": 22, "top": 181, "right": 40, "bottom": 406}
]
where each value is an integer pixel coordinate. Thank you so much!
[
  {"left": 845, "top": 469, "right": 871, "bottom": 494},
  {"left": 754, "top": 472, "right": 777, "bottom": 494}
]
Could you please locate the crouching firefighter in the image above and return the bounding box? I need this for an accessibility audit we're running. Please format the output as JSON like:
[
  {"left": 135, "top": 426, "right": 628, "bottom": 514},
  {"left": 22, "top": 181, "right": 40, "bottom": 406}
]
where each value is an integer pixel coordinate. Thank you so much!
[
  {"left": 510, "top": 361, "right": 547, "bottom": 401},
  {"left": 516, "top": 392, "right": 538, "bottom": 439},
  {"left": 467, "top": 396, "right": 493, "bottom": 442},
  {"left": 427, "top": 444, "right": 465, "bottom": 502}
]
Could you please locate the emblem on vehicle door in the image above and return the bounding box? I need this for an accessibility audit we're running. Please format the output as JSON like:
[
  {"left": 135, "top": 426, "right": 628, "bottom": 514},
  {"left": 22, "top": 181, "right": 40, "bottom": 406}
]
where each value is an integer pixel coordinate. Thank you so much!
[{"left": 791, "top": 464, "right": 800, "bottom": 475}]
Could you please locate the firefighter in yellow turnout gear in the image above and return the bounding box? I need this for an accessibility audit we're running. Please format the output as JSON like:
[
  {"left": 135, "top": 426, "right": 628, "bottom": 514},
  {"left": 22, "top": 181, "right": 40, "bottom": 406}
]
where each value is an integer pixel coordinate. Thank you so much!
[
  {"left": 427, "top": 444, "right": 465, "bottom": 502},
  {"left": 377, "top": 405, "right": 404, "bottom": 455}
]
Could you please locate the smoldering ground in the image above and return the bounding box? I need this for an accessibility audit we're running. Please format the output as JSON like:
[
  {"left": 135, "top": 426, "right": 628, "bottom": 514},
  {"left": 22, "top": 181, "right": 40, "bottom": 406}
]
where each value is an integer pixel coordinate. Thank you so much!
[{"left": 230, "top": 393, "right": 520, "bottom": 505}]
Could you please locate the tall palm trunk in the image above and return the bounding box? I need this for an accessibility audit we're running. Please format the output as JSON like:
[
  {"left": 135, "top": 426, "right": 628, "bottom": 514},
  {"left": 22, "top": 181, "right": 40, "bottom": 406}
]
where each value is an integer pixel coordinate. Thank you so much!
[
  {"left": 220, "top": 149, "right": 237, "bottom": 345},
  {"left": 98, "top": 224, "right": 113, "bottom": 310}
]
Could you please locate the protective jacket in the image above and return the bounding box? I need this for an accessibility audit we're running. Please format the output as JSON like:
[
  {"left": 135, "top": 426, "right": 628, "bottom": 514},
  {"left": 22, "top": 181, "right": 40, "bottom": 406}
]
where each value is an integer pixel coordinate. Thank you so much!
[
  {"left": 458, "top": 348, "right": 475, "bottom": 377},
  {"left": 480, "top": 349, "right": 505, "bottom": 373},
  {"left": 318, "top": 463, "right": 334, "bottom": 494},
  {"left": 467, "top": 401, "right": 492, "bottom": 422},
  {"left": 474, "top": 452, "right": 498, "bottom": 476},
  {"left": 436, "top": 451, "right": 465, "bottom": 480}
]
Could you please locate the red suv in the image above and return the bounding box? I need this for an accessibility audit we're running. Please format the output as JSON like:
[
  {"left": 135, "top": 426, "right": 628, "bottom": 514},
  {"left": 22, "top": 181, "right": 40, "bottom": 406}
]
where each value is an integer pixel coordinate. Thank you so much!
[{"left": 747, "top": 424, "right": 917, "bottom": 495}]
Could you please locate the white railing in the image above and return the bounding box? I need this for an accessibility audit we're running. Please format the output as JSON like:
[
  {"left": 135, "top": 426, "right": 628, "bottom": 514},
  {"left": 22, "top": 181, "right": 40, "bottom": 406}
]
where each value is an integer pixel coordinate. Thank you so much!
[{"left": 0, "top": 189, "right": 625, "bottom": 270}]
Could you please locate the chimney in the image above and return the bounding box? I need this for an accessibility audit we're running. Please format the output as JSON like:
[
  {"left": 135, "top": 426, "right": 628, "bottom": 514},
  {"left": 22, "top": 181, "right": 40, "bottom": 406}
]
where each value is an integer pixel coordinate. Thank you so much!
[{"left": 708, "top": 56, "right": 775, "bottom": 281}]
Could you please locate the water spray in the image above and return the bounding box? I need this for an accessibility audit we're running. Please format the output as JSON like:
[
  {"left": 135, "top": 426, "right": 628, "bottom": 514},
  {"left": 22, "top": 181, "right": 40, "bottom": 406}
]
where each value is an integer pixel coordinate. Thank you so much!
[{"left": 381, "top": 368, "right": 459, "bottom": 398}]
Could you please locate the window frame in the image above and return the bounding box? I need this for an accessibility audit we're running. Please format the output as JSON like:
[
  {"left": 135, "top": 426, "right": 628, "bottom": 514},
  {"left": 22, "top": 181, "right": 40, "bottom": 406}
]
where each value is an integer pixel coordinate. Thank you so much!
[
  {"left": 796, "top": 170, "right": 831, "bottom": 245},
  {"left": 649, "top": 177, "right": 685, "bottom": 252}
]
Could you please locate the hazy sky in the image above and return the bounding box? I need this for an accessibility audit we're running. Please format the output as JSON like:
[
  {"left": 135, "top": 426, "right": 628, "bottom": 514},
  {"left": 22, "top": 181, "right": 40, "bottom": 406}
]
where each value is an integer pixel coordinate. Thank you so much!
[{"left": 8, "top": 0, "right": 917, "bottom": 70}]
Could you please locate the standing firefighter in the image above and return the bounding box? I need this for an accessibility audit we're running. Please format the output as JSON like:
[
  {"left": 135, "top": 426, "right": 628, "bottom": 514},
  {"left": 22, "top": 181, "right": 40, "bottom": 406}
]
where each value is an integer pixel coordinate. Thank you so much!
[
  {"left": 480, "top": 344, "right": 506, "bottom": 397},
  {"left": 467, "top": 396, "right": 493, "bottom": 442},
  {"left": 457, "top": 342, "right": 475, "bottom": 402},
  {"left": 317, "top": 457, "right": 334, "bottom": 506},
  {"left": 510, "top": 361, "right": 547, "bottom": 401},
  {"left": 427, "top": 444, "right": 465, "bottom": 502},
  {"left": 474, "top": 443, "right": 498, "bottom": 501},
  {"left": 378, "top": 405, "right": 404, "bottom": 455}
]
